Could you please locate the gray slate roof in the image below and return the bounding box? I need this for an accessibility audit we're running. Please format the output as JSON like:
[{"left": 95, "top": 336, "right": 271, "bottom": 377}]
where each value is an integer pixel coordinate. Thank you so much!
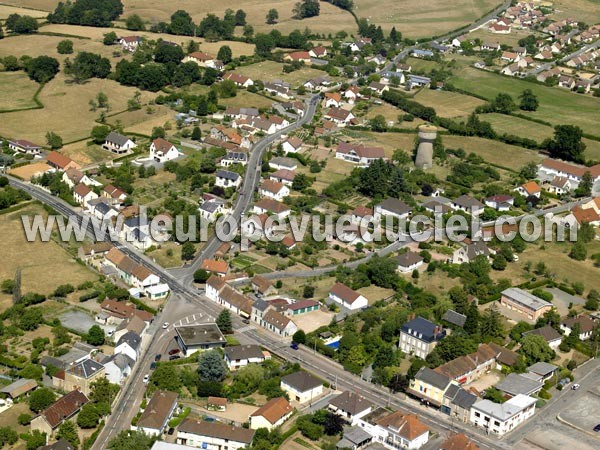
[
  {"left": 442, "top": 309, "right": 467, "bottom": 327},
  {"left": 105, "top": 131, "right": 131, "bottom": 147},
  {"left": 224, "top": 345, "right": 265, "bottom": 361},
  {"left": 216, "top": 169, "right": 240, "bottom": 181},
  {"left": 414, "top": 367, "right": 451, "bottom": 390},
  {"left": 281, "top": 371, "right": 323, "bottom": 392},
  {"left": 117, "top": 331, "right": 141, "bottom": 350},
  {"left": 495, "top": 373, "right": 543, "bottom": 396}
]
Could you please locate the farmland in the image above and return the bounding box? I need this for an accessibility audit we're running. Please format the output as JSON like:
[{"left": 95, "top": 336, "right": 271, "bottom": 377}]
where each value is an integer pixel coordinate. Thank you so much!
[
  {"left": 219, "top": 90, "right": 279, "bottom": 110},
  {"left": 234, "top": 61, "right": 330, "bottom": 88},
  {"left": 414, "top": 89, "right": 487, "bottom": 119},
  {"left": 0, "top": 4, "right": 47, "bottom": 19},
  {"left": 552, "top": 0, "right": 600, "bottom": 24},
  {"left": 0, "top": 71, "right": 40, "bottom": 111},
  {"left": 449, "top": 67, "right": 600, "bottom": 137}
]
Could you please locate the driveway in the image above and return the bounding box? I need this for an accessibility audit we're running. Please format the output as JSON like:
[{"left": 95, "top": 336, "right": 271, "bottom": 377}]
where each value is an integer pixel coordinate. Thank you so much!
[
  {"left": 544, "top": 288, "right": 585, "bottom": 315},
  {"left": 60, "top": 309, "right": 115, "bottom": 335}
]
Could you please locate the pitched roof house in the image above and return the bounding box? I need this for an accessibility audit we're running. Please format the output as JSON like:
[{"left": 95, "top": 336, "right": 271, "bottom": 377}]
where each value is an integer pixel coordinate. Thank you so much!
[
  {"left": 31, "top": 390, "right": 89, "bottom": 436},
  {"left": 249, "top": 397, "right": 294, "bottom": 430},
  {"left": 328, "top": 282, "right": 368, "bottom": 310},
  {"left": 135, "top": 390, "right": 178, "bottom": 436}
]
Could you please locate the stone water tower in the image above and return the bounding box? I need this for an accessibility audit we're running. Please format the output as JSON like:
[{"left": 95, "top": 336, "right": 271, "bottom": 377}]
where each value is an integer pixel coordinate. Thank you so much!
[{"left": 415, "top": 124, "right": 437, "bottom": 170}]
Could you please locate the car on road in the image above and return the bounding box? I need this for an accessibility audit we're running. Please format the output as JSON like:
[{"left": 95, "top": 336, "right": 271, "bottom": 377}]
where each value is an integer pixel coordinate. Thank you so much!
[
  {"left": 162, "top": 322, "right": 169, "bottom": 329},
  {"left": 168, "top": 348, "right": 180, "bottom": 355},
  {"left": 572, "top": 383, "right": 581, "bottom": 390},
  {"left": 143, "top": 374, "right": 150, "bottom": 384},
  {"left": 154, "top": 354, "right": 162, "bottom": 362},
  {"left": 594, "top": 424, "right": 600, "bottom": 432},
  {"left": 169, "top": 355, "right": 181, "bottom": 361},
  {"left": 291, "top": 342, "right": 299, "bottom": 350},
  {"left": 242, "top": 318, "right": 250, "bottom": 324},
  {"left": 150, "top": 362, "right": 157, "bottom": 370}
]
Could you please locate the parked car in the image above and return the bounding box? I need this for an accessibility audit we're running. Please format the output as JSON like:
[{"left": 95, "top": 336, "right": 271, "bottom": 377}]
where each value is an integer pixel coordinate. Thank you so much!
[
  {"left": 167, "top": 428, "right": 175, "bottom": 435},
  {"left": 594, "top": 424, "right": 600, "bottom": 432},
  {"left": 143, "top": 374, "right": 150, "bottom": 384},
  {"left": 169, "top": 355, "right": 181, "bottom": 361},
  {"left": 162, "top": 322, "right": 169, "bottom": 329},
  {"left": 572, "top": 383, "right": 581, "bottom": 390},
  {"left": 150, "top": 362, "right": 157, "bottom": 370},
  {"left": 155, "top": 354, "right": 162, "bottom": 362},
  {"left": 291, "top": 342, "right": 299, "bottom": 350},
  {"left": 242, "top": 318, "right": 250, "bottom": 324},
  {"left": 168, "top": 348, "right": 180, "bottom": 355}
]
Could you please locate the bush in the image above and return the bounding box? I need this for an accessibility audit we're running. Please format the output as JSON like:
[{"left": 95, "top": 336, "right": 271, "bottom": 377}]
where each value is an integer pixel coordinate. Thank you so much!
[{"left": 18, "top": 413, "right": 32, "bottom": 425}]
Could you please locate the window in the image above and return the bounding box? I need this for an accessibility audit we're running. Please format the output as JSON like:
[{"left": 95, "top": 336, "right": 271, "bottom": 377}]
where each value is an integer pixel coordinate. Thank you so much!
[{"left": 474, "top": 412, "right": 480, "bottom": 418}]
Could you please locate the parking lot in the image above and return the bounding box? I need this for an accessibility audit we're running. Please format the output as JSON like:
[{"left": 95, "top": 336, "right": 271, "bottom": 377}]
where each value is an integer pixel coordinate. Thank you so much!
[{"left": 560, "top": 391, "right": 600, "bottom": 433}]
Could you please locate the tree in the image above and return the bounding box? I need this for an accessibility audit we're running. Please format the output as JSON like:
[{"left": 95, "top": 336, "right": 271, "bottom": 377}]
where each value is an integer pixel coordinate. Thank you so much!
[
  {"left": 29, "top": 388, "right": 56, "bottom": 413},
  {"left": 87, "top": 324, "right": 105, "bottom": 345},
  {"left": 217, "top": 45, "right": 233, "bottom": 64},
  {"left": 480, "top": 305, "right": 504, "bottom": 340},
  {"left": 150, "top": 364, "right": 182, "bottom": 392},
  {"left": 97, "top": 91, "right": 109, "bottom": 109},
  {"left": 519, "top": 334, "right": 555, "bottom": 365},
  {"left": 0, "top": 25, "right": 4, "bottom": 40},
  {"left": 464, "top": 302, "right": 480, "bottom": 335},
  {"left": 108, "top": 430, "right": 156, "bottom": 450},
  {"left": 57, "top": 39, "right": 74, "bottom": 54},
  {"left": 293, "top": 0, "right": 320, "bottom": 19},
  {"left": 234, "top": 9, "right": 247, "bottom": 25},
  {"left": 575, "top": 171, "right": 593, "bottom": 197},
  {"left": 255, "top": 33, "right": 276, "bottom": 56},
  {"left": 154, "top": 43, "right": 184, "bottom": 64},
  {"left": 103, "top": 31, "right": 117, "bottom": 45},
  {"left": 293, "top": 330, "right": 306, "bottom": 344},
  {"left": 77, "top": 403, "right": 100, "bottom": 428},
  {"left": 370, "top": 114, "right": 388, "bottom": 132},
  {"left": 56, "top": 421, "right": 79, "bottom": 449},
  {"left": 193, "top": 269, "right": 210, "bottom": 283},
  {"left": 169, "top": 10, "right": 196, "bottom": 36},
  {"left": 216, "top": 309, "right": 233, "bottom": 334},
  {"left": 24, "top": 56, "right": 60, "bottom": 83},
  {"left": 545, "top": 125, "right": 586, "bottom": 163},
  {"left": 126, "top": 14, "right": 145, "bottom": 31},
  {"left": 297, "top": 415, "right": 324, "bottom": 440},
  {"left": 90, "top": 377, "right": 119, "bottom": 405},
  {"left": 69, "top": 52, "right": 111, "bottom": 83},
  {"left": 43, "top": 131, "right": 63, "bottom": 150},
  {"left": 181, "top": 242, "right": 195, "bottom": 260},
  {"left": 19, "top": 307, "right": 43, "bottom": 331},
  {"left": 198, "top": 350, "right": 228, "bottom": 382},
  {"left": 266, "top": 9, "right": 279, "bottom": 24},
  {"left": 91, "top": 125, "right": 111, "bottom": 144},
  {"left": 569, "top": 241, "right": 587, "bottom": 261},
  {"left": 585, "top": 290, "right": 599, "bottom": 311},
  {"left": 7, "top": 15, "right": 39, "bottom": 34},
  {"left": 233, "top": 364, "right": 264, "bottom": 394},
  {"left": 492, "top": 254, "right": 507, "bottom": 271},
  {"left": 191, "top": 126, "right": 202, "bottom": 141},
  {"left": 18, "top": 413, "right": 32, "bottom": 425},
  {"left": 519, "top": 89, "right": 539, "bottom": 111},
  {"left": 484, "top": 387, "right": 505, "bottom": 403},
  {"left": 491, "top": 93, "right": 516, "bottom": 114},
  {"left": 303, "top": 285, "right": 315, "bottom": 298}
]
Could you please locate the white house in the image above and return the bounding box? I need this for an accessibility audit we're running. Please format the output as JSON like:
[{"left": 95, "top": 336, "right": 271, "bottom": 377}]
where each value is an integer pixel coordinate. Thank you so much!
[
  {"left": 102, "top": 353, "right": 134, "bottom": 386},
  {"left": 249, "top": 397, "right": 293, "bottom": 430},
  {"left": 62, "top": 168, "right": 94, "bottom": 189},
  {"left": 269, "top": 157, "right": 298, "bottom": 171},
  {"left": 215, "top": 169, "right": 242, "bottom": 188},
  {"left": 328, "top": 391, "right": 373, "bottom": 425},
  {"left": 114, "top": 331, "right": 141, "bottom": 361},
  {"left": 9, "top": 139, "right": 42, "bottom": 155},
  {"left": 259, "top": 180, "right": 290, "bottom": 201},
  {"left": 103, "top": 131, "right": 137, "bottom": 154},
  {"left": 356, "top": 408, "right": 430, "bottom": 450},
  {"left": 269, "top": 169, "right": 296, "bottom": 186},
  {"left": 374, "top": 198, "right": 412, "bottom": 221},
  {"left": 325, "top": 107, "right": 355, "bottom": 126},
  {"left": 224, "top": 345, "right": 270, "bottom": 371},
  {"left": 514, "top": 181, "right": 541, "bottom": 198},
  {"left": 560, "top": 315, "right": 596, "bottom": 341},
  {"left": 450, "top": 195, "right": 485, "bottom": 216},
  {"left": 119, "top": 36, "right": 142, "bottom": 52},
  {"left": 149, "top": 138, "right": 179, "bottom": 163},
  {"left": 177, "top": 419, "right": 255, "bottom": 450},
  {"left": 469, "top": 394, "right": 536, "bottom": 436},
  {"left": 135, "top": 390, "right": 178, "bottom": 437},
  {"left": 280, "top": 371, "right": 323, "bottom": 404},
  {"left": 262, "top": 310, "right": 297, "bottom": 337},
  {"left": 336, "top": 142, "right": 386, "bottom": 167},
  {"left": 282, "top": 137, "right": 303, "bottom": 154},
  {"left": 199, "top": 199, "right": 226, "bottom": 223},
  {"left": 183, "top": 52, "right": 214, "bottom": 67},
  {"left": 394, "top": 252, "right": 424, "bottom": 273},
  {"left": 329, "top": 282, "right": 368, "bottom": 310},
  {"left": 73, "top": 183, "right": 98, "bottom": 208},
  {"left": 547, "top": 176, "right": 571, "bottom": 195},
  {"left": 223, "top": 72, "right": 254, "bottom": 88}
]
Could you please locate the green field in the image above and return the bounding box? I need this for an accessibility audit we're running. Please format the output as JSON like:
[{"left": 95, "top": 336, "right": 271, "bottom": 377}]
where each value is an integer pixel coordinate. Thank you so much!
[
  {"left": 414, "top": 89, "right": 487, "bottom": 119},
  {"left": 450, "top": 67, "right": 600, "bottom": 137}
]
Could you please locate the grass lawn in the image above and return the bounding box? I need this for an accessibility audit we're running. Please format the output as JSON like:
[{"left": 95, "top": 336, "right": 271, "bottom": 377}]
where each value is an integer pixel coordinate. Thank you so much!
[
  {"left": 219, "top": 90, "right": 277, "bottom": 110},
  {"left": 146, "top": 242, "right": 183, "bottom": 268},
  {"left": 231, "top": 255, "right": 257, "bottom": 269},
  {"left": 468, "top": 28, "right": 541, "bottom": 48},
  {"left": 480, "top": 113, "right": 600, "bottom": 161},
  {"left": 405, "top": 57, "right": 442, "bottom": 72},
  {"left": 363, "top": 103, "right": 429, "bottom": 129},
  {"left": 443, "top": 135, "right": 543, "bottom": 170},
  {"left": 0, "top": 71, "right": 40, "bottom": 111},
  {"left": 296, "top": 149, "right": 352, "bottom": 193},
  {"left": 0, "top": 73, "right": 157, "bottom": 144},
  {"left": 414, "top": 89, "right": 487, "bottom": 119},
  {"left": 235, "top": 61, "right": 328, "bottom": 88},
  {"left": 343, "top": 130, "right": 418, "bottom": 158},
  {"left": 60, "top": 141, "right": 120, "bottom": 166},
  {"left": 108, "top": 105, "right": 173, "bottom": 137},
  {"left": 353, "top": 0, "right": 501, "bottom": 35},
  {"left": 357, "top": 285, "right": 395, "bottom": 304},
  {"left": 449, "top": 67, "right": 600, "bottom": 136},
  {"left": 0, "top": 204, "right": 97, "bottom": 304}
]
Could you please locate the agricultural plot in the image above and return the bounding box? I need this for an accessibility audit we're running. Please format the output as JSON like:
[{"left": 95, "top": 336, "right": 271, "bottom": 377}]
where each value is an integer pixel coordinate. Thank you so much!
[
  {"left": 108, "top": 105, "right": 172, "bottom": 136},
  {"left": 414, "top": 89, "right": 487, "bottom": 119},
  {"left": 468, "top": 28, "right": 539, "bottom": 48},
  {"left": 449, "top": 67, "right": 600, "bottom": 137},
  {"left": 60, "top": 141, "right": 120, "bottom": 166},
  {"left": 234, "top": 61, "right": 330, "bottom": 88},
  {"left": 0, "top": 4, "right": 48, "bottom": 19},
  {"left": 353, "top": 0, "right": 501, "bottom": 35},
  {"left": 0, "top": 71, "right": 40, "bottom": 111},
  {"left": 552, "top": 0, "right": 600, "bottom": 24},
  {"left": 219, "top": 90, "right": 278, "bottom": 110}
]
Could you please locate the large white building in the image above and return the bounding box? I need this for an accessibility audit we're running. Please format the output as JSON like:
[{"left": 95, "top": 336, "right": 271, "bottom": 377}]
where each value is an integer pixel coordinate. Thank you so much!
[
  {"left": 356, "top": 408, "right": 430, "bottom": 449},
  {"left": 149, "top": 138, "right": 179, "bottom": 163},
  {"left": 328, "top": 282, "right": 368, "bottom": 310},
  {"left": 280, "top": 371, "right": 324, "bottom": 404},
  {"left": 177, "top": 419, "right": 255, "bottom": 449},
  {"left": 470, "top": 394, "right": 536, "bottom": 436}
]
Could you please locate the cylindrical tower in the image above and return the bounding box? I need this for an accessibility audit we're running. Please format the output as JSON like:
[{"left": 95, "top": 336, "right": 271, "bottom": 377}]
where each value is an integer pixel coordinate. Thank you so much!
[{"left": 415, "top": 124, "right": 437, "bottom": 169}]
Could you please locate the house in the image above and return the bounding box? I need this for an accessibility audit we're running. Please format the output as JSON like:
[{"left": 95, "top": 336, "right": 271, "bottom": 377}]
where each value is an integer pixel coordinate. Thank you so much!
[
  {"left": 399, "top": 316, "right": 446, "bottom": 359},
  {"left": 481, "top": 42, "right": 500, "bottom": 51},
  {"left": 282, "top": 137, "right": 303, "bottom": 154},
  {"left": 285, "top": 300, "right": 320, "bottom": 316},
  {"left": 434, "top": 344, "right": 498, "bottom": 385},
  {"left": 380, "top": 71, "right": 406, "bottom": 85},
  {"left": 199, "top": 199, "right": 226, "bottom": 223},
  {"left": 514, "top": 181, "right": 541, "bottom": 198},
  {"left": 113, "top": 315, "right": 147, "bottom": 343},
  {"left": 356, "top": 408, "right": 430, "bottom": 450},
  {"left": 336, "top": 142, "right": 386, "bottom": 167},
  {"left": 9, "top": 139, "right": 42, "bottom": 155},
  {"left": 526, "top": 362, "right": 559, "bottom": 382},
  {"left": 328, "top": 282, "right": 368, "bottom": 310},
  {"left": 88, "top": 200, "right": 119, "bottom": 222},
  {"left": 500, "top": 288, "right": 553, "bottom": 321},
  {"left": 0, "top": 378, "right": 37, "bottom": 400},
  {"left": 281, "top": 371, "right": 323, "bottom": 404},
  {"left": 103, "top": 131, "right": 137, "bottom": 154},
  {"left": 220, "top": 151, "right": 248, "bottom": 167},
  {"left": 30, "top": 390, "right": 89, "bottom": 437},
  {"left": 215, "top": 169, "right": 241, "bottom": 188},
  {"left": 442, "top": 310, "right": 467, "bottom": 328},
  {"left": 200, "top": 259, "right": 229, "bottom": 277},
  {"left": 309, "top": 46, "right": 327, "bottom": 58},
  {"left": 328, "top": 391, "right": 372, "bottom": 425},
  {"left": 249, "top": 397, "right": 293, "bottom": 430},
  {"left": 441, "top": 384, "right": 478, "bottom": 423},
  {"left": 539, "top": 158, "right": 600, "bottom": 184},
  {"left": 547, "top": 176, "right": 571, "bottom": 195},
  {"left": 207, "top": 397, "right": 227, "bottom": 411},
  {"left": 115, "top": 331, "right": 142, "bottom": 361},
  {"left": 102, "top": 353, "right": 134, "bottom": 385},
  {"left": 303, "top": 75, "right": 332, "bottom": 91},
  {"left": 262, "top": 310, "right": 297, "bottom": 337},
  {"left": 253, "top": 198, "right": 291, "bottom": 218},
  {"left": 264, "top": 82, "right": 292, "bottom": 99},
  {"left": 218, "top": 285, "right": 253, "bottom": 318},
  {"left": 470, "top": 394, "right": 536, "bottom": 436},
  {"left": 324, "top": 92, "right": 342, "bottom": 108},
  {"left": 368, "top": 82, "right": 389, "bottom": 95},
  {"left": 558, "top": 75, "right": 575, "bottom": 89},
  {"left": 374, "top": 198, "right": 412, "bottom": 221},
  {"left": 105, "top": 248, "right": 166, "bottom": 296},
  {"left": 135, "top": 390, "right": 178, "bottom": 437},
  {"left": 411, "top": 49, "right": 434, "bottom": 58},
  {"left": 284, "top": 51, "right": 311, "bottom": 64},
  {"left": 451, "top": 195, "right": 484, "bottom": 215},
  {"left": 251, "top": 275, "right": 276, "bottom": 296},
  {"left": 408, "top": 367, "right": 453, "bottom": 407},
  {"left": 336, "top": 426, "right": 373, "bottom": 449},
  {"left": 484, "top": 194, "right": 514, "bottom": 211},
  {"left": 560, "top": 315, "right": 596, "bottom": 340},
  {"left": 452, "top": 241, "right": 492, "bottom": 264},
  {"left": 406, "top": 75, "right": 431, "bottom": 89},
  {"left": 183, "top": 52, "right": 214, "bottom": 66},
  {"left": 47, "top": 151, "right": 79, "bottom": 171},
  {"left": 73, "top": 183, "right": 98, "bottom": 208},
  {"left": 62, "top": 168, "right": 94, "bottom": 189},
  {"left": 325, "top": 107, "right": 355, "bottom": 126},
  {"left": 343, "top": 86, "right": 361, "bottom": 104},
  {"left": 522, "top": 326, "right": 562, "bottom": 350},
  {"left": 439, "top": 433, "right": 479, "bottom": 450},
  {"left": 488, "top": 342, "right": 521, "bottom": 370},
  {"left": 489, "top": 23, "right": 511, "bottom": 33},
  {"left": 349, "top": 38, "right": 372, "bottom": 52},
  {"left": 61, "top": 359, "right": 105, "bottom": 396},
  {"left": 269, "top": 169, "right": 296, "bottom": 186},
  {"left": 501, "top": 63, "right": 521, "bottom": 76},
  {"left": 260, "top": 179, "right": 290, "bottom": 201},
  {"left": 394, "top": 252, "right": 424, "bottom": 273},
  {"left": 223, "top": 72, "right": 254, "bottom": 88},
  {"left": 494, "top": 373, "right": 543, "bottom": 397},
  {"left": 224, "top": 345, "right": 270, "bottom": 370},
  {"left": 351, "top": 205, "right": 373, "bottom": 224},
  {"left": 150, "top": 138, "right": 179, "bottom": 163},
  {"left": 99, "top": 298, "right": 153, "bottom": 324},
  {"left": 174, "top": 323, "right": 226, "bottom": 357},
  {"left": 501, "top": 51, "right": 519, "bottom": 62},
  {"left": 102, "top": 184, "right": 128, "bottom": 205},
  {"left": 177, "top": 419, "right": 255, "bottom": 449},
  {"left": 225, "top": 107, "right": 259, "bottom": 120},
  {"left": 269, "top": 157, "right": 298, "bottom": 171},
  {"left": 119, "top": 36, "right": 142, "bottom": 51}
]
